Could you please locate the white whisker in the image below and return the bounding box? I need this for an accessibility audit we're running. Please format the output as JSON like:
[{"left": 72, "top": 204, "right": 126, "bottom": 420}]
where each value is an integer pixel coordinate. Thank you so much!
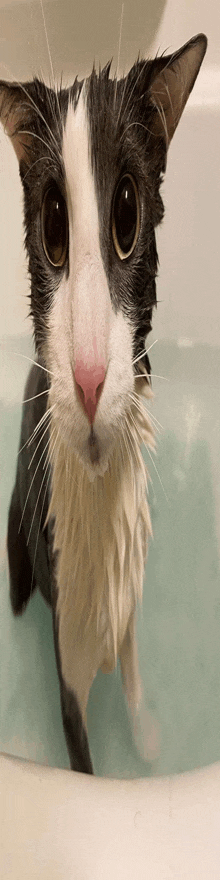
[
  {"left": 27, "top": 426, "right": 57, "bottom": 546},
  {"left": 135, "top": 373, "right": 169, "bottom": 381},
  {"left": 0, "top": 63, "right": 63, "bottom": 161},
  {"left": 144, "top": 443, "right": 168, "bottom": 502},
  {"left": 128, "top": 403, "right": 167, "bottom": 498},
  {"left": 39, "top": 0, "right": 63, "bottom": 129},
  {"left": 126, "top": 417, "right": 146, "bottom": 482},
  {"left": 22, "top": 155, "right": 52, "bottom": 181},
  {"left": 117, "top": 57, "right": 149, "bottom": 131},
  {"left": 11, "top": 351, "right": 54, "bottom": 376},
  {"left": 18, "top": 437, "right": 50, "bottom": 533},
  {"left": 18, "top": 407, "right": 53, "bottom": 456},
  {"left": 28, "top": 405, "right": 55, "bottom": 447},
  {"left": 28, "top": 418, "right": 51, "bottom": 471},
  {"left": 113, "top": 3, "right": 124, "bottom": 111},
  {"left": 27, "top": 454, "right": 50, "bottom": 547},
  {"left": 122, "top": 420, "right": 133, "bottom": 475},
  {"left": 40, "top": 0, "right": 55, "bottom": 86},
  {"left": 132, "top": 339, "right": 158, "bottom": 365},
  {"left": 29, "top": 467, "right": 51, "bottom": 596},
  {"left": 23, "top": 388, "right": 49, "bottom": 404},
  {"left": 43, "top": 425, "right": 57, "bottom": 470},
  {"left": 129, "top": 392, "right": 159, "bottom": 432},
  {"left": 121, "top": 120, "right": 155, "bottom": 141},
  {"left": 15, "top": 128, "right": 59, "bottom": 163},
  {"left": 130, "top": 389, "right": 163, "bottom": 431}
]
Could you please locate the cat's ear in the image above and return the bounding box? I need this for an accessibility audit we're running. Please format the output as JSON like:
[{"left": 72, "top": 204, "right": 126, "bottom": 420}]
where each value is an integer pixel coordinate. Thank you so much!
[
  {"left": 149, "top": 33, "right": 207, "bottom": 147},
  {"left": 0, "top": 81, "right": 34, "bottom": 164}
]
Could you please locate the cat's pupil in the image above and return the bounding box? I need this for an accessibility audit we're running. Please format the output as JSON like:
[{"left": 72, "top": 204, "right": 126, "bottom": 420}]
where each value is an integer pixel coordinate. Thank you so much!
[
  {"left": 41, "top": 184, "right": 68, "bottom": 267},
  {"left": 112, "top": 175, "right": 139, "bottom": 259}
]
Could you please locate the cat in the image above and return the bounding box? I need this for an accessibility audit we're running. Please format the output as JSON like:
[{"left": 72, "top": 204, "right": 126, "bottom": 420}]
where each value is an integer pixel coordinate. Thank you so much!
[{"left": 1, "top": 32, "right": 207, "bottom": 773}]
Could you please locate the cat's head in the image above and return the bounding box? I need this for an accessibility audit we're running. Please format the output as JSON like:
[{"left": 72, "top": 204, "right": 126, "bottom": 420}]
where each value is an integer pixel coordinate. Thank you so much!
[{"left": 0, "top": 34, "right": 207, "bottom": 478}]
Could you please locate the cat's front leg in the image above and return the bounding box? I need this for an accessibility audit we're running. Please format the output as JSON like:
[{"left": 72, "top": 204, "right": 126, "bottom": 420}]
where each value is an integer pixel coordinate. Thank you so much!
[
  {"left": 59, "top": 675, "right": 93, "bottom": 774},
  {"left": 7, "top": 481, "right": 37, "bottom": 615},
  {"left": 52, "top": 611, "right": 94, "bottom": 773},
  {"left": 120, "top": 611, "right": 160, "bottom": 762},
  {"left": 49, "top": 566, "right": 94, "bottom": 773}
]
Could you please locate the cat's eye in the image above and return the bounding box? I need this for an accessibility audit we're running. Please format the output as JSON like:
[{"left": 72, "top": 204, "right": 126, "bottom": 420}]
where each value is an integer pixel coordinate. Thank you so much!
[
  {"left": 112, "top": 174, "right": 140, "bottom": 260},
  {"left": 41, "top": 184, "right": 68, "bottom": 268}
]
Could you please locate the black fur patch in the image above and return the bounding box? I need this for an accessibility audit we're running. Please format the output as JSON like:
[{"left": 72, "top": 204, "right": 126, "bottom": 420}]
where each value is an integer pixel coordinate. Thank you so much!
[{"left": 0, "top": 59, "right": 168, "bottom": 371}]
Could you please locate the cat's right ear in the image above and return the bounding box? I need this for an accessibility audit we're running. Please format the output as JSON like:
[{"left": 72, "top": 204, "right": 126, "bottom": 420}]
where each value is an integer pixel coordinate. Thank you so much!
[
  {"left": 149, "top": 33, "right": 207, "bottom": 147},
  {"left": 0, "top": 81, "right": 34, "bottom": 165}
]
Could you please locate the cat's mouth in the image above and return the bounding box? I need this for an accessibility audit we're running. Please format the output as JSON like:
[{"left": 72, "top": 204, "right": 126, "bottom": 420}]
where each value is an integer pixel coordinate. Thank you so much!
[{"left": 88, "top": 427, "right": 100, "bottom": 464}]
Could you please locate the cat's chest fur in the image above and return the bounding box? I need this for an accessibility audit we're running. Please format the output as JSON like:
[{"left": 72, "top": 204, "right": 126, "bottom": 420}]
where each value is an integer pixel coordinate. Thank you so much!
[{"left": 47, "top": 378, "right": 153, "bottom": 717}]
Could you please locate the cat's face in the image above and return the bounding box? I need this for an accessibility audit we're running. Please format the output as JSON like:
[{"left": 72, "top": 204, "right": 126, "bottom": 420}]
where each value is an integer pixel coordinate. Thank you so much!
[
  {"left": 0, "top": 35, "right": 207, "bottom": 478},
  {"left": 25, "top": 69, "right": 164, "bottom": 478}
]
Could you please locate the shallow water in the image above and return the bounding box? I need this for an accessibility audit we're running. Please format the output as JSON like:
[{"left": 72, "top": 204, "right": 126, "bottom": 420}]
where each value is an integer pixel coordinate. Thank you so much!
[{"left": 1, "top": 335, "right": 220, "bottom": 777}]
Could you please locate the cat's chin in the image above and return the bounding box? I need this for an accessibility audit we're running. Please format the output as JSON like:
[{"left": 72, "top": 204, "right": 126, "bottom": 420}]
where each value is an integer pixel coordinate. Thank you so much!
[
  {"left": 84, "top": 457, "right": 110, "bottom": 483},
  {"left": 81, "top": 432, "right": 113, "bottom": 482},
  {"left": 67, "top": 426, "right": 115, "bottom": 483}
]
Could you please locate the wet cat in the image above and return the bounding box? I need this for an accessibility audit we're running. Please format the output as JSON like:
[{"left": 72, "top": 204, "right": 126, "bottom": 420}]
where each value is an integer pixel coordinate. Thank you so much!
[{"left": 1, "top": 32, "right": 207, "bottom": 772}]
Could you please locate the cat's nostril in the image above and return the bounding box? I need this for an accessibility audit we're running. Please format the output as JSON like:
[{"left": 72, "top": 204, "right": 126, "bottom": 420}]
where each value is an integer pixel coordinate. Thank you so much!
[{"left": 74, "top": 362, "right": 106, "bottom": 425}]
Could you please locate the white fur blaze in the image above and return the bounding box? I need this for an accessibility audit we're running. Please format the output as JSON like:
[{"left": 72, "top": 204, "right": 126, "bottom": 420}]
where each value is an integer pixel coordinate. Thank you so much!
[{"left": 62, "top": 90, "right": 111, "bottom": 375}]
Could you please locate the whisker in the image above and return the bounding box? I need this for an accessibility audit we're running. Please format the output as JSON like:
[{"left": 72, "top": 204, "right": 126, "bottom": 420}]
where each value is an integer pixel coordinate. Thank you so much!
[
  {"left": 26, "top": 426, "right": 57, "bottom": 546},
  {"left": 40, "top": 0, "right": 55, "bottom": 85},
  {"left": 126, "top": 417, "right": 146, "bottom": 481},
  {"left": 18, "top": 436, "right": 51, "bottom": 533},
  {"left": 28, "top": 418, "right": 51, "bottom": 470},
  {"left": 0, "top": 62, "right": 63, "bottom": 162},
  {"left": 120, "top": 120, "right": 156, "bottom": 141},
  {"left": 23, "top": 388, "right": 49, "bottom": 404},
  {"left": 27, "top": 405, "right": 55, "bottom": 447},
  {"left": 116, "top": 73, "right": 129, "bottom": 131},
  {"left": 29, "top": 466, "right": 51, "bottom": 596},
  {"left": 15, "top": 128, "right": 59, "bottom": 163},
  {"left": 132, "top": 339, "right": 158, "bottom": 365},
  {"left": 122, "top": 419, "right": 133, "bottom": 475},
  {"left": 152, "top": 96, "right": 168, "bottom": 148},
  {"left": 11, "top": 351, "right": 54, "bottom": 376},
  {"left": 145, "top": 410, "right": 163, "bottom": 431},
  {"left": 144, "top": 443, "right": 168, "bottom": 502},
  {"left": 27, "top": 453, "right": 50, "bottom": 547},
  {"left": 17, "top": 85, "right": 62, "bottom": 161},
  {"left": 22, "top": 155, "right": 52, "bottom": 181},
  {"left": 131, "top": 392, "right": 163, "bottom": 430},
  {"left": 18, "top": 406, "right": 53, "bottom": 456},
  {"left": 128, "top": 392, "right": 159, "bottom": 432},
  {"left": 113, "top": 2, "right": 124, "bottom": 111},
  {"left": 42, "top": 424, "right": 57, "bottom": 469},
  {"left": 135, "top": 372, "right": 169, "bottom": 381},
  {"left": 128, "top": 404, "right": 167, "bottom": 499},
  {"left": 117, "top": 57, "right": 149, "bottom": 132},
  {"left": 39, "top": 0, "right": 63, "bottom": 129}
]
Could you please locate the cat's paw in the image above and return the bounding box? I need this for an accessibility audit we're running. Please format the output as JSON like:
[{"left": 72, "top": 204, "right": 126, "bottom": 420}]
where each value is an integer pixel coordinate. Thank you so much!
[{"left": 132, "top": 705, "right": 160, "bottom": 763}]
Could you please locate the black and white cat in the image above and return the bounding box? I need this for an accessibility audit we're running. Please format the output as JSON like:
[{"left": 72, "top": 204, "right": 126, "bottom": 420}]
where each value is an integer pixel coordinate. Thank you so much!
[{"left": 1, "top": 33, "right": 207, "bottom": 773}]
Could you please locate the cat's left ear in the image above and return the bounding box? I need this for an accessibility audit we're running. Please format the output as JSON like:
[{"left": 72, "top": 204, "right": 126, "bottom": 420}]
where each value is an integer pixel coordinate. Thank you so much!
[
  {"left": 149, "top": 33, "right": 207, "bottom": 147},
  {"left": 0, "top": 81, "right": 33, "bottom": 163}
]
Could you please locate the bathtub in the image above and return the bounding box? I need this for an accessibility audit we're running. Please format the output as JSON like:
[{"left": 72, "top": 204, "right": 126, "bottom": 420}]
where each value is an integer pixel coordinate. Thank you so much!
[{"left": 0, "top": 0, "right": 220, "bottom": 796}]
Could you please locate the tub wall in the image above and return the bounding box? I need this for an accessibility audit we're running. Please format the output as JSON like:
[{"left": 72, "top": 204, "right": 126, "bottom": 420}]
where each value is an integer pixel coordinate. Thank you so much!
[{"left": 0, "top": 0, "right": 219, "bottom": 350}]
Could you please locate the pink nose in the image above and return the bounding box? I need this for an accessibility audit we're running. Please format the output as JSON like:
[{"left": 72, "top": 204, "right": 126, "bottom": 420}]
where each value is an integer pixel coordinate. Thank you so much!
[{"left": 74, "top": 361, "right": 106, "bottom": 424}]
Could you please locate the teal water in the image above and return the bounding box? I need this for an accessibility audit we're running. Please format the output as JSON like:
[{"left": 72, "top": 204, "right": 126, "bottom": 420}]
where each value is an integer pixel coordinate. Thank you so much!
[{"left": 1, "top": 338, "right": 220, "bottom": 777}]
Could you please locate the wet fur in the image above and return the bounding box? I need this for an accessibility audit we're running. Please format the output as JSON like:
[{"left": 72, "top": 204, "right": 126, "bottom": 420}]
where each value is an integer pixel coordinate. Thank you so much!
[{"left": 2, "top": 33, "right": 207, "bottom": 772}]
